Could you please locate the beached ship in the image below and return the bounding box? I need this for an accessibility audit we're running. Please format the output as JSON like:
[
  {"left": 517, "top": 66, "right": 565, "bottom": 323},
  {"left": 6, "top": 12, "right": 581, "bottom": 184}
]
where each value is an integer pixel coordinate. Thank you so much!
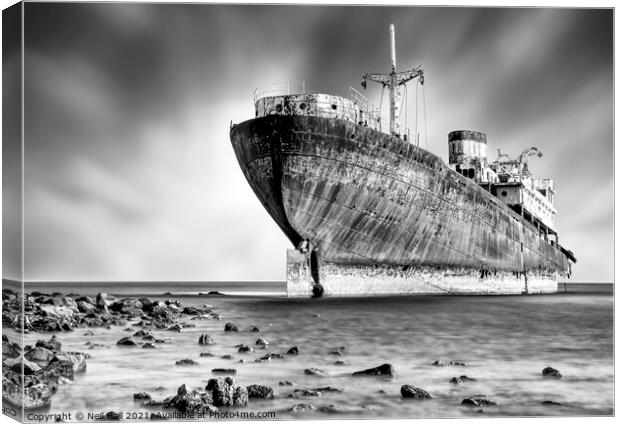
[{"left": 230, "top": 24, "right": 576, "bottom": 297}]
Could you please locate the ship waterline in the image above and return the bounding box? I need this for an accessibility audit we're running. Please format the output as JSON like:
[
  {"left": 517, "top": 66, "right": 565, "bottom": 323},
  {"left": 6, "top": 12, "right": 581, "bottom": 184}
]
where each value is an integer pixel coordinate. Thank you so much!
[{"left": 230, "top": 114, "right": 571, "bottom": 297}]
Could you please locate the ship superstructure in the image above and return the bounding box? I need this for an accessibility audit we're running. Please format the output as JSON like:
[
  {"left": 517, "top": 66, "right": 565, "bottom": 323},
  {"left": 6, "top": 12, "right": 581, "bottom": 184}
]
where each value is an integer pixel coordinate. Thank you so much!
[{"left": 230, "top": 25, "right": 575, "bottom": 297}]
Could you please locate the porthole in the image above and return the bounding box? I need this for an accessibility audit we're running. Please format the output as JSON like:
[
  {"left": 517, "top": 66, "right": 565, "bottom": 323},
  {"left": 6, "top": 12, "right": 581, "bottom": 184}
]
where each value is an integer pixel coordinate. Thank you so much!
[
  {"left": 331, "top": 104, "right": 337, "bottom": 110},
  {"left": 383, "top": 143, "right": 387, "bottom": 148},
  {"left": 501, "top": 190, "right": 508, "bottom": 196},
  {"left": 299, "top": 103, "right": 306, "bottom": 110},
  {"left": 350, "top": 133, "right": 355, "bottom": 139}
]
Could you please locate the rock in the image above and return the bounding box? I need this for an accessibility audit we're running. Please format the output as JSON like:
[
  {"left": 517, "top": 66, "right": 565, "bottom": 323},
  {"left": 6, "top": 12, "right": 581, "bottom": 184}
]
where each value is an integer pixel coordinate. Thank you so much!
[
  {"left": 328, "top": 351, "right": 342, "bottom": 356},
  {"left": 182, "top": 306, "right": 207, "bottom": 315},
  {"left": 352, "top": 363, "right": 395, "bottom": 378},
  {"left": 287, "top": 346, "right": 299, "bottom": 355},
  {"left": 224, "top": 322, "right": 238, "bottom": 332},
  {"left": 133, "top": 329, "right": 151, "bottom": 338},
  {"left": 206, "top": 377, "right": 247, "bottom": 407},
  {"left": 25, "top": 346, "right": 55, "bottom": 365},
  {"left": 450, "top": 377, "right": 461, "bottom": 384},
  {"left": 52, "top": 352, "right": 88, "bottom": 373},
  {"left": 175, "top": 359, "right": 198, "bottom": 366},
  {"left": 289, "top": 403, "right": 316, "bottom": 412},
  {"left": 542, "top": 367, "right": 562, "bottom": 379},
  {"left": 255, "top": 353, "right": 284, "bottom": 362},
  {"left": 142, "top": 343, "right": 156, "bottom": 349},
  {"left": 542, "top": 400, "right": 563, "bottom": 406},
  {"left": 83, "top": 330, "right": 95, "bottom": 336},
  {"left": 222, "top": 355, "right": 233, "bottom": 360},
  {"left": 312, "top": 386, "right": 344, "bottom": 393},
  {"left": 461, "top": 398, "right": 498, "bottom": 407},
  {"left": 250, "top": 326, "right": 260, "bottom": 332},
  {"left": 198, "top": 334, "right": 215, "bottom": 345},
  {"left": 109, "top": 298, "right": 143, "bottom": 316},
  {"left": 133, "top": 392, "right": 152, "bottom": 401},
  {"left": 432, "top": 360, "right": 467, "bottom": 367},
  {"left": 35, "top": 336, "right": 62, "bottom": 352},
  {"left": 3, "top": 340, "right": 21, "bottom": 358},
  {"left": 3, "top": 376, "right": 53, "bottom": 410},
  {"left": 154, "top": 338, "right": 171, "bottom": 344},
  {"left": 279, "top": 381, "right": 294, "bottom": 386},
  {"left": 117, "top": 337, "right": 138, "bottom": 346},
  {"left": 304, "top": 368, "right": 327, "bottom": 377},
  {"left": 138, "top": 297, "right": 154, "bottom": 310},
  {"left": 255, "top": 338, "right": 269, "bottom": 346},
  {"left": 211, "top": 368, "right": 237, "bottom": 375},
  {"left": 319, "top": 404, "right": 370, "bottom": 414},
  {"left": 401, "top": 385, "right": 432, "bottom": 399},
  {"left": 237, "top": 345, "right": 253, "bottom": 354},
  {"left": 3, "top": 356, "right": 41, "bottom": 374},
  {"left": 247, "top": 385, "right": 274, "bottom": 399},
  {"left": 96, "top": 292, "right": 110, "bottom": 309},
  {"left": 167, "top": 324, "right": 183, "bottom": 332},
  {"left": 200, "top": 352, "right": 214, "bottom": 357},
  {"left": 290, "top": 389, "right": 321, "bottom": 397},
  {"left": 163, "top": 384, "right": 217, "bottom": 413},
  {"left": 77, "top": 301, "right": 97, "bottom": 314},
  {"left": 334, "top": 361, "right": 345, "bottom": 366}
]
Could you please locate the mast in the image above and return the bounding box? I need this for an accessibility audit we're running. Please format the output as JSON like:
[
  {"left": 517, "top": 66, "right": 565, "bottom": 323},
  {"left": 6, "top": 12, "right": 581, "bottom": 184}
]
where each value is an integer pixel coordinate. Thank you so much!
[{"left": 362, "top": 24, "right": 424, "bottom": 138}]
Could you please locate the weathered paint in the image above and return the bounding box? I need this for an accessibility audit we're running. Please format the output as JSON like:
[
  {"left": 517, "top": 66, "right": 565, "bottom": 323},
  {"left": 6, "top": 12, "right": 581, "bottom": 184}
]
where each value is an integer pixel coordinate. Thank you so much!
[{"left": 230, "top": 114, "right": 571, "bottom": 297}]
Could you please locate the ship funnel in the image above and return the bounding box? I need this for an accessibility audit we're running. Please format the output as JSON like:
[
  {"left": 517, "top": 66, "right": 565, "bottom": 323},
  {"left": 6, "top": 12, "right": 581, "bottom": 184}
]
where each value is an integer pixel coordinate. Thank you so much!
[{"left": 448, "top": 130, "right": 488, "bottom": 166}]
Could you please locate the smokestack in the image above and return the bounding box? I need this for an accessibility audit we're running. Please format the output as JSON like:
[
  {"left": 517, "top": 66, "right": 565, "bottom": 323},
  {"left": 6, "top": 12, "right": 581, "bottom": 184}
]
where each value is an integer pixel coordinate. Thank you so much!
[{"left": 390, "top": 23, "right": 396, "bottom": 71}]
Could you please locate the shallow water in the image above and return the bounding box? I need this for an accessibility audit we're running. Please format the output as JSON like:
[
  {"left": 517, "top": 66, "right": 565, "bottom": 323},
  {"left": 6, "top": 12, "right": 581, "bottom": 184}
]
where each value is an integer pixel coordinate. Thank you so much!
[{"left": 9, "top": 289, "right": 614, "bottom": 420}]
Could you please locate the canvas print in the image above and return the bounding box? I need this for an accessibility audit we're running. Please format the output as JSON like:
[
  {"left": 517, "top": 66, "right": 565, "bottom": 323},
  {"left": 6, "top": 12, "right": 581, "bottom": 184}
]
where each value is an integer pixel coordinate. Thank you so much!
[{"left": 2, "top": 3, "right": 613, "bottom": 422}]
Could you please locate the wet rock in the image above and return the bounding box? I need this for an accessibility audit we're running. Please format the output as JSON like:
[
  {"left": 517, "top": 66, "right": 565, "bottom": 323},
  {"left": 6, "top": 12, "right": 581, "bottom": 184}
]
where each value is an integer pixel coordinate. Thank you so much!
[
  {"left": 279, "top": 381, "right": 294, "bottom": 386},
  {"left": 237, "top": 345, "right": 253, "bottom": 354},
  {"left": 319, "top": 404, "right": 369, "bottom": 414},
  {"left": 3, "top": 339, "right": 22, "bottom": 358},
  {"left": 3, "top": 378, "right": 54, "bottom": 410},
  {"left": 163, "top": 384, "right": 217, "bottom": 414},
  {"left": 541, "top": 400, "right": 563, "bottom": 406},
  {"left": 154, "top": 338, "right": 172, "bottom": 344},
  {"left": 134, "top": 392, "right": 152, "bottom": 401},
  {"left": 181, "top": 306, "right": 205, "bottom": 315},
  {"left": 290, "top": 389, "right": 321, "bottom": 397},
  {"left": 334, "top": 361, "right": 345, "bottom": 366},
  {"left": 461, "top": 398, "right": 498, "bottom": 407},
  {"left": 198, "top": 334, "right": 215, "bottom": 345},
  {"left": 206, "top": 377, "right": 247, "bottom": 407},
  {"left": 289, "top": 403, "right": 316, "bottom": 412},
  {"left": 255, "top": 338, "right": 269, "bottom": 346},
  {"left": 255, "top": 353, "right": 284, "bottom": 363},
  {"left": 250, "top": 326, "right": 260, "bottom": 332},
  {"left": 117, "top": 337, "right": 138, "bottom": 346},
  {"left": 175, "top": 359, "right": 198, "bottom": 366},
  {"left": 304, "top": 368, "right": 327, "bottom": 377},
  {"left": 352, "top": 363, "right": 395, "bottom": 378},
  {"left": 134, "top": 329, "right": 151, "bottom": 338},
  {"left": 142, "top": 343, "right": 156, "bottom": 349},
  {"left": 432, "top": 360, "right": 467, "bottom": 367},
  {"left": 312, "top": 386, "right": 344, "bottom": 393},
  {"left": 83, "top": 330, "right": 95, "bottom": 336},
  {"left": 246, "top": 385, "right": 274, "bottom": 399},
  {"left": 166, "top": 324, "right": 183, "bottom": 332},
  {"left": 25, "top": 346, "right": 55, "bottom": 365},
  {"left": 328, "top": 351, "right": 342, "bottom": 356},
  {"left": 36, "top": 335, "right": 62, "bottom": 352},
  {"left": 77, "top": 301, "right": 97, "bottom": 314},
  {"left": 401, "top": 385, "right": 432, "bottom": 399},
  {"left": 96, "top": 293, "right": 110, "bottom": 309},
  {"left": 542, "top": 367, "right": 562, "bottom": 379},
  {"left": 211, "top": 368, "right": 237, "bottom": 375},
  {"left": 52, "top": 352, "right": 88, "bottom": 374},
  {"left": 138, "top": 297, "right": 154, "bottom": 310},
  {"left": 224, "top": 322, "right": 238, "bottom": 332},
  {"left": 200, "top": 352, "right": 214, "bottom": 357},
  {"left": 221, "top": 355, "right": 233, "bottom": 360},
  {"left": 3, "top": 356, "right": 41, "bottom": 374},
  {"left": 287, "top": 346, "right": 299, "bottom": 355}
]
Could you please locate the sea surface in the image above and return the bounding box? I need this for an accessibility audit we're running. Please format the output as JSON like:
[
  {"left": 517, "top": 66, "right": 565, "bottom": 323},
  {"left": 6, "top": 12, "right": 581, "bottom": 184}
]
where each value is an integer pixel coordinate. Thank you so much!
[{"left": 6, "top": 282, "right": 614, "bottom": 420}]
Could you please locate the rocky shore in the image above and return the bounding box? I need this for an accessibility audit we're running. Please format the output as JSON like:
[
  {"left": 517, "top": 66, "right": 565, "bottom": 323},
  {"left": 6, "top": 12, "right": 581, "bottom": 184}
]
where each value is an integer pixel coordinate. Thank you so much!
[{"left": 2, "top": 288, "right": 571, "bottom": 418}]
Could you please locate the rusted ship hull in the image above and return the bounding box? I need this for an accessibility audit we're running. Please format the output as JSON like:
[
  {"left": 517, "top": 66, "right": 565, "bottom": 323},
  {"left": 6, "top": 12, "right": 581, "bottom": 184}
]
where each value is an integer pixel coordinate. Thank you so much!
[{"left": 230, "top": 114, "right": 571, "bottom": 296}]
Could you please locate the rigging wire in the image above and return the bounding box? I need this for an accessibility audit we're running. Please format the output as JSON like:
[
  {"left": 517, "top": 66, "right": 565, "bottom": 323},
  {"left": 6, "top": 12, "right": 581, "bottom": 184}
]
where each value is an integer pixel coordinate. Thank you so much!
[
  {"left": 379, "top": 85, "right": 385, "bottom": 132},
  {"left": 422, "top": 82, "right": 429, "bottom": 150},
  {"left": 415, "top": 81, "right": 419, "bottom": 147},
  {"left": 402, "top": 84, "right": 408, "bottom": 140}
]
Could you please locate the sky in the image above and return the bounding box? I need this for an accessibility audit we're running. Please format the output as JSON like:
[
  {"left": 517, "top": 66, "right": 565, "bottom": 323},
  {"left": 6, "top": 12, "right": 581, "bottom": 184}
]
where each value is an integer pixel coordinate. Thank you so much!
[{"left": 3, "top": 4, "right": 613, "bottom": 282}]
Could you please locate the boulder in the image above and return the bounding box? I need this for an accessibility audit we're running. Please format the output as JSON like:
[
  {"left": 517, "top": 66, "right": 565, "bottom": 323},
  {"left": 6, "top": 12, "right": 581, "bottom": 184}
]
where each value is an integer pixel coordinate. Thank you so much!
[
  {"left": 290, "top": 389, "right": 321, "bottom": 397},
  {"left": 133, "top": 329, "right": 151, "bottom": 338},
  {"left": 163, "top": 384, "right": 217, "bottom": 414},
  {"left": 461, "top": 398, "right": 498, "bottom": 407},
  {"left": 334, "top": 361, "right": 345, "bottom": 366},
  {"left": 304, "top": 368, "right": 327, "bottom": 377},
  {"left": 237, "top": 345, "right": 253, "bottom": 354},
  {"left": 133, "top": 392, "right": 152, "bottom": 401},
  {"left": 279, "top": 381, "right": 294, "bottom": 386},
  {"left": 175, "top": 359, "right": 198, "bottom": 366},
  {"left": 200, "top": 352, "right": 214, "bottom": 357},
  {"left": 2, "top": 340, "right": 22, "bottom": 358},
  {"left": 401, "top": 385, "right": 432, "bottom": 399},
  {"left": 328, "top": 351, "right": 343, "bottom": 356},
  {"left": 211, "top": 368, "right": 237, "bottom": 375},
  {"left": 3, "top": 356, "right": 41, "bottom": 375},
  {"left": 250, "top": 326, "right": 260, "bottom": 332},
  {"left": 35, "top": 336, "right": 61, "bottom": 352},
  {"left": 255, "top": 338, "right": 269, "bottom": 346},
  {"left": 198, "top": 334, "right": 215, "bottom": 345},
  {"left": 96, "top": 293, "right": 110, "bottom": 309},
  {"left": 542, "top": 400, "right": 563, "bottom": 406},
  {"left": 221, "top": 355, "right": 233, "bottom": 360},
  {"left": 117, "top": 337, "right": 138, "bottom": 346},
  {"left": 542, "top": 367, "right": 562, "bottom": 379},
  {"left": 352, "top": 363, "right": 395, "bottom": 378},
  {"left": 206, "top": 377, "right": 248, "bottom": 407},
  {"left": 3, "top": 376, "right": 53, "bottom": 410},
  {"left": 224, "top": 322, "right": 239, "bottom": 332},
  {"left": 77, "top": 301, "right": 97, "bottom": 314},
  {"left": 25, "top": 346, "right": 55, "bottom": 365},
  {"left": 167, "top": 324, "right": 183, "bottom": 332},
  {"left": 246, "top": 384, "right": 274, "bottom": 399},
  {"left": 142, "top": 343, "right": 156, "bottom": 349},
  {"left": 287, "top": 346, "right": 299, "bottom": 355},
  {"left": 289, "top": 403, "right": 316, "bottom": 412}
]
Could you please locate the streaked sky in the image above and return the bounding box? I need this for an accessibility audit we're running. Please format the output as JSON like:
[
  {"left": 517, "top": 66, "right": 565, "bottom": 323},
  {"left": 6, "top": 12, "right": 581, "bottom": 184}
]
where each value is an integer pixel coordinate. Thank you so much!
[{"left": 6, "top": 4, "right": 612, "bottom": 282}]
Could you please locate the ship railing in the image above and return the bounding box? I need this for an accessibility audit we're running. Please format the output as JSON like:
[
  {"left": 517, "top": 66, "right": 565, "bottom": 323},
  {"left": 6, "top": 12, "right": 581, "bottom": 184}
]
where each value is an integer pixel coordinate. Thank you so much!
[{"left": 254, "top": 81, "right": 306, "bottom": 103}]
